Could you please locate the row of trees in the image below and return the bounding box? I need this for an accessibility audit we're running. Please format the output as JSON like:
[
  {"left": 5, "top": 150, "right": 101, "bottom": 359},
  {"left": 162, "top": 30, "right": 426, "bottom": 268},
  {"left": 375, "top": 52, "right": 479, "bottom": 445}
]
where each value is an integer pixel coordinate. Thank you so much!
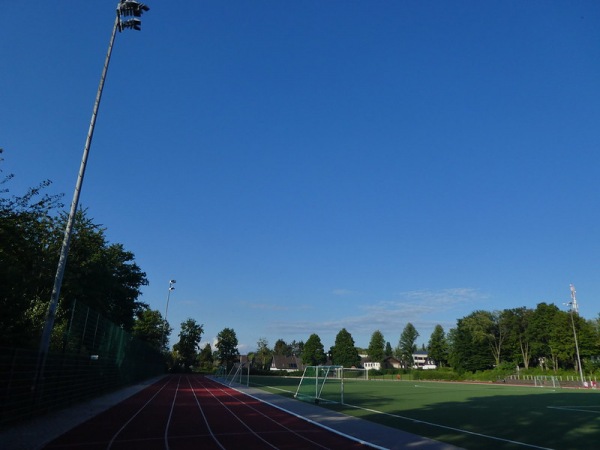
[
  {"left": 149, "top": 316, "right": 240, "bottom": 373},
  {"left": 4, "top": 150, "right": 599, "bottom": 376},
  {"left": 447, "top": 304, "right": 600, "bottom": 373},
  {"left": 245, "top": 303, "right": 600, "bottom": 375},
  {"left": 1, "top": 151, "right": 245, "bottom": 375}
]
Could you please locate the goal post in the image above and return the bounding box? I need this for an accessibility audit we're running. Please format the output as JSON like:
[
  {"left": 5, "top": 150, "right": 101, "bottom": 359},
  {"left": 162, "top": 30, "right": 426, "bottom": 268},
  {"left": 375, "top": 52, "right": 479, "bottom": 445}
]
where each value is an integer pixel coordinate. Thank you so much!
[
  {"left": 294, "top": 365, "right": 343, "bottom": 404},
  {"left": 534, "top": 375, "right": 561, "bottom": 388},
  {"left": 342, "top": 367, "right": 368, "bottom": 381},
  {"left": 294, "top": 366, "right": 368, "bottom": 404}
]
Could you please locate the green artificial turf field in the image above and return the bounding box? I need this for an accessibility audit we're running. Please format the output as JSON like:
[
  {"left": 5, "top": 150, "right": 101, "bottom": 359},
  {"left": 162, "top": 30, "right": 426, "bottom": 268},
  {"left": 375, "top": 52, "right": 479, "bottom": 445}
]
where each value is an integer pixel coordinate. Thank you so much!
[{"left": 249, "top": 375, "right": 600, "bottom": 450}]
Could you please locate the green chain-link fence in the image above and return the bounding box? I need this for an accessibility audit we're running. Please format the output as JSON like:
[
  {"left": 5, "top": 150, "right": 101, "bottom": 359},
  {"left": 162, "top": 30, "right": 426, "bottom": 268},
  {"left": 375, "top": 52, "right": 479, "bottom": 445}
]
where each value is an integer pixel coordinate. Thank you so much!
[{"left": 0, "top": 301, "right": 165, "bottom": 427}]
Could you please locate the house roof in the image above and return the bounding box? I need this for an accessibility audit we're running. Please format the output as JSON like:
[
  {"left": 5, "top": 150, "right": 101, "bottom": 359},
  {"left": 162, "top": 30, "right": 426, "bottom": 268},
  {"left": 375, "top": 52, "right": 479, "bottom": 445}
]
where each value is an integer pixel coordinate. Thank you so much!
[{"left": 271, "top": 355, "right": 303, "bottom": 370}]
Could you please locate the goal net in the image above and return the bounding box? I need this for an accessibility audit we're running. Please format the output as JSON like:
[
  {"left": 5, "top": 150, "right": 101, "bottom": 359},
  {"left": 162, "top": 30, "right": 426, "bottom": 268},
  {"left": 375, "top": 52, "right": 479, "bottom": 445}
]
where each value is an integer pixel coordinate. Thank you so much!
[
  {"left": 294, "top": 366, "right": 367, "bottom": 404},
  {"left": 534, "top": 375, "right": 561, "bottom": 388},
  {"left": 214, "top": 363, "right": 249, "bottom": 386}
]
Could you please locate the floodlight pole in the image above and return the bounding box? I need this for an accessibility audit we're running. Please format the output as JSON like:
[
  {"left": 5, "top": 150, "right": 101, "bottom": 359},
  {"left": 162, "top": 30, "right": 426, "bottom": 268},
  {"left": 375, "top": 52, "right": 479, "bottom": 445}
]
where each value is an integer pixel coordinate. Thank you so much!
[
  {"left": 161, "top": 280, "right": 176, "bottom": 349},
  {"left": 568, "top": 285, "right": 585, "bottom": 386},
  {"left": 34, "top": 1, "right": 150, "bottom": 397}
]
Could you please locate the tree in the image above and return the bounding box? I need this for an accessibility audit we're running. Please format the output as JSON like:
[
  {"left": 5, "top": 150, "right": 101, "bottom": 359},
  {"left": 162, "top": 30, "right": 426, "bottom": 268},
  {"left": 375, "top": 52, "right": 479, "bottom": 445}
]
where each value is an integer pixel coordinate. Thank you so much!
[
  {"left": 256, "top": 337, "right": 272, "bottom": 370},
  {"left": 331, "top": 328, "right": 360, "bottom": 368},
  {"left": 396, "top": 323, "right": 419, "bottom": 368},
  {"left": 216, "top": 327, "right": 239, "bottom": 370},
  {"left": 448, "top": 319, "right": 494, "bottom": 372},
  {"left": 173, "top": 318, "right": 204, "bottom": 371},
  {"left": 1, "top": 154, "right": 64, "bottom": 346},
  {"left": 58, "top": 210, "right": 148, "bottom": 331},
  {"left": 197, "top": 343, "right": 214, "bottom": 371},
  {"left": 1, "top": 152, "right": 147, "bottom": 347},
  {"left": 461, "top": 310, "right": 508, "bottom": 367},
  {"left": 528, "top": 303, "right": 561, "bottom": 370},
  {"left": 367, "top": 330, "right": 385, "bottom": 364},
  {"left": 132, "top": 307, "right": 170, "bottom": 351},
  {"left": 385, "top": 341, "right": 393, "bottom": 358},
  {"left": 504, "top": 307, "right": 534, "bottom": 369},
  {"left": 302, "top": 333, "right": 326, "bottom": 366},
  {"left": 273, "top": 339, "right": 292, "bottom": 356},
  {"left": 427, "top": 324, "right": 448, "bottom": 367},
  {"left": 290, "top": 340, "right": 304, "bottom": 357}
]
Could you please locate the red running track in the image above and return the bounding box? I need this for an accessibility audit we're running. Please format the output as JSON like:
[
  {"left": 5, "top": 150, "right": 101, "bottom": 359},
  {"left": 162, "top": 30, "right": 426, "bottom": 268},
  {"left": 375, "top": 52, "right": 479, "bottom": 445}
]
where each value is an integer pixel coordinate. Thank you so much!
[{"left": 43, "top": 374, "right": 370, "bottom": 450}]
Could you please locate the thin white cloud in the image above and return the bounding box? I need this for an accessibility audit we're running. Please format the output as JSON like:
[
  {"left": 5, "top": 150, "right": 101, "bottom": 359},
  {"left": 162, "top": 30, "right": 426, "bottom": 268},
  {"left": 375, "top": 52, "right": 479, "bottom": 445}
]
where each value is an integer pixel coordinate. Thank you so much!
[
  {"left": 239, "top": 300, "right": 312, "bottom": 312},
  {"left": 332, "top": 288, "right": 360, "bottom": 297},
  {"left": 265, "top": 287, "right": 488, "bottom": 346}
]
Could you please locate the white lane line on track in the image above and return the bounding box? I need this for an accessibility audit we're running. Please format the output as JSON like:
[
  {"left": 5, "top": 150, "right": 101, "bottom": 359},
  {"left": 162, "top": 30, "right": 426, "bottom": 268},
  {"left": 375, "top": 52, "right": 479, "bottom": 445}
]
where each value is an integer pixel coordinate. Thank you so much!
[
  {"left": 201, "top": 378, "right": 335, "bottom": 450},
  {"left": 192, "top": 377, "right": 279, "bottom": 449},
  {"left": 214, "top": 379, "right": 386, "bottom": 450},
  {"left": 186, "top": 375, "right": 226, "bottom": 450},
  {"left": 106, "top": 376, "right": 172, "bottom": 450},
  {"left": 164, "top": 375, "right": 182, "bottom": 450}
]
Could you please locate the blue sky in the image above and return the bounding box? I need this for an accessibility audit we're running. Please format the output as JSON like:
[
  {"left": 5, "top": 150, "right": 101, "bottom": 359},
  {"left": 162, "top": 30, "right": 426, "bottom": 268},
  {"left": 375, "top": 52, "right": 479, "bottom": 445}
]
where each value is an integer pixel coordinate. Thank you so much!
[{"left": 2, "top": 1, "right": 600, "bottom": 353}]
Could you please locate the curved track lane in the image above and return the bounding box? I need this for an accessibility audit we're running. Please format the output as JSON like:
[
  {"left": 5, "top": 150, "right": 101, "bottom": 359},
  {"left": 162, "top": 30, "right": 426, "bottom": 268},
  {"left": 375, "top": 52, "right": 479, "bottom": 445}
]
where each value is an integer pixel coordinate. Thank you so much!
[{"left": 44, "top": 375, "right": 371, "bottom": 450}]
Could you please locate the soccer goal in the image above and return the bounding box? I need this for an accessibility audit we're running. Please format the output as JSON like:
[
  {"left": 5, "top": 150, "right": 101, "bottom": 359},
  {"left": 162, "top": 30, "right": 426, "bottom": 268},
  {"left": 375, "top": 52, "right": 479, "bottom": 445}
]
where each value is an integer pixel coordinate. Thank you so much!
[
  {"left": 294, "top": 366, "right": 367, "bottom": 404},
  {"left": 225, "top": 362, "right": 250, "bottom": 386},
  {"left": 342, "top": 367, "right": 368, "bottom": 381},
  {"left": 534, "top": 375, "right": 561, "bottom": 388}
]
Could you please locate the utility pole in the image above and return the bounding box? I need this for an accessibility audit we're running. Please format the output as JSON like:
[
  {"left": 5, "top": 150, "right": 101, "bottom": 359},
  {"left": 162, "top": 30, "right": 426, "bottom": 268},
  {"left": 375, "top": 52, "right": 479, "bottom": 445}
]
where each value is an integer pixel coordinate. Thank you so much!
[{"left": 568, "top": 284, "right": 585, "bottom": 386}]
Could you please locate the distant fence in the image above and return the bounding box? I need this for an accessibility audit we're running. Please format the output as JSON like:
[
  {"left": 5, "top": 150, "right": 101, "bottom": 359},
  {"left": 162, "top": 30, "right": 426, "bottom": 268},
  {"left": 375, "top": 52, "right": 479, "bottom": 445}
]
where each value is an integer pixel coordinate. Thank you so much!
[
  {"left": 0, "top": 302, "right": 165, "bottom": 427},
  {"left": 504, "top": 373, "right": 598, "bottom": 388}
]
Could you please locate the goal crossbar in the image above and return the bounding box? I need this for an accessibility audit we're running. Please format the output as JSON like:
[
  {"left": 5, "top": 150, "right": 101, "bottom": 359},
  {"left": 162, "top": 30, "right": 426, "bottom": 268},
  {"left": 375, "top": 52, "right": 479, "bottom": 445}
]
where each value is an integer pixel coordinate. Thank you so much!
[{"left": 294, "top": 366, "right": 367, "bottom": 404}]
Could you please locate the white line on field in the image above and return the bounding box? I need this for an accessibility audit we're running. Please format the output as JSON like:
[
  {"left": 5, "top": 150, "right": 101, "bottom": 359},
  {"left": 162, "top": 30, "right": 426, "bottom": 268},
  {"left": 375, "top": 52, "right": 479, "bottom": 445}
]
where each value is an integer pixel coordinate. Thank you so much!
[
  {"left": 342, "top": 402, "right": 554, "bottom": 450},
  {"left": 547, "top": 406, "right": 600, "bottom": 414}
]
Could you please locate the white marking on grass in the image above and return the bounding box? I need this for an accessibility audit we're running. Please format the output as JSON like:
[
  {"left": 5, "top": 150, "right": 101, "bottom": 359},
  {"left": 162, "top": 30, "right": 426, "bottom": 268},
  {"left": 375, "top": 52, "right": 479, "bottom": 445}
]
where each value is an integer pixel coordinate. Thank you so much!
[
  {"left": 548, "top": 406, "right": 600, "bottom": 414},
  {"left": 342, "top": 403, "right": 554, "bottom": 450}
]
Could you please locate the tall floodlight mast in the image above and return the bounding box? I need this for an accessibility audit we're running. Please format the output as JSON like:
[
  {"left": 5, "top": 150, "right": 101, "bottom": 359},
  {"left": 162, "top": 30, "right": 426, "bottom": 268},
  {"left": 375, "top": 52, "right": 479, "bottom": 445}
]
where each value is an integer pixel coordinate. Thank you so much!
[
  {"left": 34, "top": 1, "right": 150, "bottom": 398},
  {"left": 567, "top": 284, "right": 585, "bottom": 386}
]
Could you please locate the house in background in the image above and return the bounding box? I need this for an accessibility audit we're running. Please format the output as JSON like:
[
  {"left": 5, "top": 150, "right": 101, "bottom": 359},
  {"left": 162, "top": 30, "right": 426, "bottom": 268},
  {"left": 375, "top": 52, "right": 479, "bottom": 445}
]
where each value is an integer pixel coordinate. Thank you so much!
[
  {"left": 270, "top": 355, "right": 304, "bottom": 372},
  {"left": 362, "top": 354, "right": 437, "bottom": 371},
  {"left": 383, "top": 356, "right": 403, "bottom": 370},
  {"left": 363, "top": 360, "right": 381, "bottom": 371},
  {"left": 412, "top": 351, "right": 437, "bottom": 370}
]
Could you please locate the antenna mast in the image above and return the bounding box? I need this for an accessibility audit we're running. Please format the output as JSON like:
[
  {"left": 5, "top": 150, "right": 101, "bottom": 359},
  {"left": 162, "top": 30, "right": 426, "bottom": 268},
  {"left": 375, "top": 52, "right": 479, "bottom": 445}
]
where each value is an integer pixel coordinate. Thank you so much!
[{"left": 570, "top": 284, "right": 578, "bottom": 314}]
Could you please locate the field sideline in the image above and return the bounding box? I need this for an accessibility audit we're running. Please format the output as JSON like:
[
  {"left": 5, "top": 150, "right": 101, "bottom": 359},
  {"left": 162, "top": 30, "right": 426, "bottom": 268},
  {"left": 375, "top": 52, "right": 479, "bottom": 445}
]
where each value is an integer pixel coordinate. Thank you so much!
[{"left": 246, "top": 375, "right": 600, "bottom": 450}]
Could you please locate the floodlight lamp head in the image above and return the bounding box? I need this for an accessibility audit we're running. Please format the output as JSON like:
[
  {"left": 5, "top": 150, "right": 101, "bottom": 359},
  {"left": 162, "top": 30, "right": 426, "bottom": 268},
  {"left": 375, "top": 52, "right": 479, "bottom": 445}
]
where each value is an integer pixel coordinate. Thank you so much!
[
  {"left": 118, "top": 0, "right": 150, "bottom": 15},
  {"left": 117, "top": 1, "right": 149, "bottom": 31},
  {"left": 170, "top": 280, "right": 176, "bottom": 284}
]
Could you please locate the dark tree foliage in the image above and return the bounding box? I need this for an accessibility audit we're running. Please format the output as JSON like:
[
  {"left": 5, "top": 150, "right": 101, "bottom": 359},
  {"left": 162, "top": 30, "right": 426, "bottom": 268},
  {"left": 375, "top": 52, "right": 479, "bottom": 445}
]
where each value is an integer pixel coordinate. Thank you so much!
[
  {"left": 448, "top": 318, "right": 495, "bottom": 373},
  {"left": 174, "top": 318, "right": 204, "bottom": 371},
  {"left": 197, "top": 343, "right": 214, "bottom": 370},
  {"left": 396, "top": 323, "right": 419, "bottom": 367},
  {"left": 255, "top": 337, "right": 272, "bottom": 370},
  {"left": 290, "top": 339, "right": 304, "bottom": 357},
  {"left": 428, "top": 324, "right": 448, "bottom": 367},
  {"left": 385, "top": 341, "right": 393, "bottom": 357},
  {"left": 273, "top": 338, "right": 292, "bottom": 356},
  {"left": 57, "top": 211, "right": 149, "bottom": 331},
  {"left": 332, "top": 328, "right": 361, "bottom": 368},
  {"left": 302, "top": 333, "right": 326, "bottom": 366},
  {"left": 367, "top": 330, "right": 386, "bottom": 364},
  {"left": 132, "top": 307, "right": 170, "bottom": 351},
  {"left": 1, "top": 150, "right": 148, "bottom": 347},
  {"left": 216, "top": 327, "right": 239, "bottom": 371}
]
